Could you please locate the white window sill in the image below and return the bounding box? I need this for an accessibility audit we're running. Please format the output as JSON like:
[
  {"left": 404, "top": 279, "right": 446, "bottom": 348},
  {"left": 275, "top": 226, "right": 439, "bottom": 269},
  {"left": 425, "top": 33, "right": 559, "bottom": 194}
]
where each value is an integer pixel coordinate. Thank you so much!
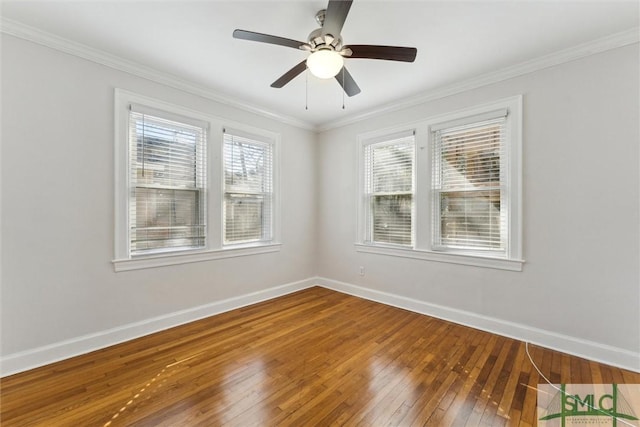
[
  {"left": 113, "top": 243, "right": 281, "bottom": 272},
  {"left": 354, "top": 243, "right": 523, "bottom": 271}
]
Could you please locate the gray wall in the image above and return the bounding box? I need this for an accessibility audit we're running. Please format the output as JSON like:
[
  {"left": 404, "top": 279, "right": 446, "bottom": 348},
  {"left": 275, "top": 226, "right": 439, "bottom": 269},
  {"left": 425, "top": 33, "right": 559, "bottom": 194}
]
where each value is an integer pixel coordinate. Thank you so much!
[
  {"left": 1, "top": 35, "right": 317, "bottom": 357},
  {"left": 316, "top": 44, "right": 639, "bottom": 358},
  {"left": 2, "top": 34, "right": 638, "bottom": 373}
]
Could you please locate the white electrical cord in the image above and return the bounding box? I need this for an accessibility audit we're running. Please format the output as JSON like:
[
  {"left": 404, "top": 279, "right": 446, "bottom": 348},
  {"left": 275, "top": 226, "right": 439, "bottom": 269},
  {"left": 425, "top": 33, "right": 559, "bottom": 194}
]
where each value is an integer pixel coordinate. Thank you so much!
[{"left": 525, "top": 342, "right": 634, "bottom": 427}]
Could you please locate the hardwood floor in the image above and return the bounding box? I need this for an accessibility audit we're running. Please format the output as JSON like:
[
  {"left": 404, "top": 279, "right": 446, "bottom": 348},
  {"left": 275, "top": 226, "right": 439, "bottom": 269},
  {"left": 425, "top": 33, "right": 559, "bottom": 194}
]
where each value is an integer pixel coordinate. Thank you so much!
[{"left": 1, "top": 287, "right": 639, "bottom": 426}]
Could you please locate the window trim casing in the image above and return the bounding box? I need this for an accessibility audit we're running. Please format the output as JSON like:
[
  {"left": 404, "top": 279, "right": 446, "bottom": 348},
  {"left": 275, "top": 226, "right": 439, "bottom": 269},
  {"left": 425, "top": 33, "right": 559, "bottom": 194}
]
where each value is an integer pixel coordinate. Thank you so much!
[
  {"left": 113, "top": 89, "right": 280, "bottom": 271},
  {"left": 356, "top": 95, "right": 523, "bottom": 271}
]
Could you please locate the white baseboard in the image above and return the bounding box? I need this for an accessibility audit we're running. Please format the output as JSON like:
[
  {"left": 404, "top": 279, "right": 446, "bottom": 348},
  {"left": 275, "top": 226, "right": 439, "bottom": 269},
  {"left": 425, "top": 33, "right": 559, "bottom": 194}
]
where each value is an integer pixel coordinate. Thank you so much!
[
  {"left": 315, "top": 277, "right": 640, "bottom": 373},
  {"left": 0, "top": 278, "right": 316, "bottom": 377},
  {"left": 3, "top": 276, "right": 638, "bottom": 377}
]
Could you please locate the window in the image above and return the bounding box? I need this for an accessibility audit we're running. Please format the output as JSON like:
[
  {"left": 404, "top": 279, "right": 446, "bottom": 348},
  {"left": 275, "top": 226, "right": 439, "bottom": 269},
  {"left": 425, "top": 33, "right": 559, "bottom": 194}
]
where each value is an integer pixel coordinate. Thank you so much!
[
  {"left": 432, "top": 114, "right": 506, "bottom": 255},
  {"left": 357, "top": 96, "right": 522, "bottom": 271},
  {"left": 114, "top": 90, "right": 280, "bottom": 271},
  {"left": 362, "top": 132, "right": 415, "bottom": 246},
  {"left": 223, "top": 131, "right": 274, "bottom": 245},
  {"left": 128, "top": 107, "right": 206, "bottom": 255}
]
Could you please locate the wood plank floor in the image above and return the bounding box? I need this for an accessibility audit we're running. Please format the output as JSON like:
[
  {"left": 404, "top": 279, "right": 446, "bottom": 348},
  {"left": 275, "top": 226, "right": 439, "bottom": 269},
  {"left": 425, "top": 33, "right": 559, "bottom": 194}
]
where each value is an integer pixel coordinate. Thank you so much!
[{"left": 1, "top": 287, "right": 639, "bottom": 426}]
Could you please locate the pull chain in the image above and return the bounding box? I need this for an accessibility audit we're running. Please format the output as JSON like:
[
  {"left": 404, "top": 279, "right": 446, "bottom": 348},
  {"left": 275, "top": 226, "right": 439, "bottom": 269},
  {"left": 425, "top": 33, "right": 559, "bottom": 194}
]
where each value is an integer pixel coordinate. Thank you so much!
[
  {"left": 304, "top": 66, "right": 347, "bottom": 111},
  {"left": 341, "top": 67, "right": 345, "bottom": 110}
]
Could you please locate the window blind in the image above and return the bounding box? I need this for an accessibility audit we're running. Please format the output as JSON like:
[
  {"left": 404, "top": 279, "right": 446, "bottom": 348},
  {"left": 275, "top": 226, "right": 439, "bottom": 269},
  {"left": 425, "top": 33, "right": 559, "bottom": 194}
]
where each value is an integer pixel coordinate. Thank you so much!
[
  {"left": 364, "top": 134, "right": 414, "bottom": 246},
  {"left": 223, "top": 132, "right": 273, "bottom": 244},
  {"left": 128, "top": 109, "right": 206, "bottom": 254},
  {"left": 432, "top": 117, "right": 506, "bottom": 252}
]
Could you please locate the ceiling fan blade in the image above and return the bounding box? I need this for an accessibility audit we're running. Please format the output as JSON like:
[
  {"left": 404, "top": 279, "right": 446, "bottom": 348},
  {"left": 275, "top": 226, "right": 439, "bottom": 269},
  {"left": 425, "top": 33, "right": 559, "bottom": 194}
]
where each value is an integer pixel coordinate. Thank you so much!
[
  {"left": 233, "top": 29, "right": 308, "bottom": 50},
  {"left": 343, "top": 45, "right": 417, "bottom": 62},
  {"left": 335, "top": 66, "right": 361, "bottom": 97},
  {"left": 322, "top": 0, "right": 353, "bottom": 37},
  {"left": 271, "top": 60, "right": 308, "bottom": 88}
]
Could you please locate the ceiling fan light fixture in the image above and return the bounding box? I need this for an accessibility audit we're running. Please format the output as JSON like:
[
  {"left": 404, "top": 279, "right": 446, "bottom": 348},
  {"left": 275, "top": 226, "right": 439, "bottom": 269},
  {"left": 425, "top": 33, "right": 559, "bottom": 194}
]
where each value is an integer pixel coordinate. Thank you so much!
[{"left": 306, "top": 49, "right": 344, "bottom": 79}]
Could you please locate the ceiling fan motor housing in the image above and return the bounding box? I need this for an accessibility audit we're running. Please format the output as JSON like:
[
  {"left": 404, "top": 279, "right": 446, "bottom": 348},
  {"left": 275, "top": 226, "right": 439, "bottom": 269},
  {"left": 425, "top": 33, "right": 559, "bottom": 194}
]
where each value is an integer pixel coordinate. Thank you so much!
[{"left": 307, "top": 27, "right": 342, "bottom": 52}]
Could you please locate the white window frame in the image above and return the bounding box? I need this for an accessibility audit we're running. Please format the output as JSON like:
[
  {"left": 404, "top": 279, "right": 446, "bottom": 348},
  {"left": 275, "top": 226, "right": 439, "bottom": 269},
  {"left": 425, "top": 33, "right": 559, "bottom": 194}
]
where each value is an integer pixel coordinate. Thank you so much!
[
  {"left": 113, "top": 89, "right": 280, "bottom": 271},
  {"left": 222, "top": 128, "right": 276, "bottom": 247},
  {"left": 356, "top": 95, "right": 523, "bottom": 271},
  {"left": 359, "top": 130, "right": 416, "bottom": 248},
  {"left": 126, "top": 103, "right": 208, "bottom": 256}
]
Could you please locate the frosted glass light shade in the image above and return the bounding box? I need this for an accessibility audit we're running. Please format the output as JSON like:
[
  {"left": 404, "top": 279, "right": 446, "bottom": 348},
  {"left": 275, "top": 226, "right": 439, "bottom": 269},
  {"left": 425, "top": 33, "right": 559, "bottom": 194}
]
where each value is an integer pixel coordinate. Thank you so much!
[{"left": 306, "top": 50, "right": 344, "bottom": 79}]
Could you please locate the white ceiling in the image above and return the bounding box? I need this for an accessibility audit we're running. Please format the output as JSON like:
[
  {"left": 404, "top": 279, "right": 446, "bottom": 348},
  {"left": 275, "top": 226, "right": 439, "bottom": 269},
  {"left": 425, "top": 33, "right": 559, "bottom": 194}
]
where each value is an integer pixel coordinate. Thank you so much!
[{"left": 2, "top": 1, "right": 638, "bottom": 128}]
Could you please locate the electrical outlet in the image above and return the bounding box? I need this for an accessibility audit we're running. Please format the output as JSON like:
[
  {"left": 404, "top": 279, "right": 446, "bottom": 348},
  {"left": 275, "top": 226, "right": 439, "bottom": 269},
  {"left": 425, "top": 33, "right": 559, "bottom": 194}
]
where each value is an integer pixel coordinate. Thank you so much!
[{"left": 359, "top": 266, "right": 365, "bottom": 276}]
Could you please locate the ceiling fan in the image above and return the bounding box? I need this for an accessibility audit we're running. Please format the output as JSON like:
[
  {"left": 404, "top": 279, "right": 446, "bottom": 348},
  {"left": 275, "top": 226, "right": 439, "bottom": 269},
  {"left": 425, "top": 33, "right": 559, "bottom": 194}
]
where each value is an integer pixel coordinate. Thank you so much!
[{"left": 232, "top": 0, "right": 417, "bottom": 97}]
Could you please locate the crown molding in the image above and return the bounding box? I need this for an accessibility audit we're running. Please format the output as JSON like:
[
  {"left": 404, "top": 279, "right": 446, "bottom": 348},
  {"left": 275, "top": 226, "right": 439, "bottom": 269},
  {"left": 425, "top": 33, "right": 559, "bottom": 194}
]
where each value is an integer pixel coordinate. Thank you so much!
[
  {"left": 2, "top": 17, "right": 637, "bottom": 133},
  {"left": 317, "top": 26, "right": 640, "bottom": 132},
  {"left": 0, "top": 17, "right": 314, "bottom": 131}
]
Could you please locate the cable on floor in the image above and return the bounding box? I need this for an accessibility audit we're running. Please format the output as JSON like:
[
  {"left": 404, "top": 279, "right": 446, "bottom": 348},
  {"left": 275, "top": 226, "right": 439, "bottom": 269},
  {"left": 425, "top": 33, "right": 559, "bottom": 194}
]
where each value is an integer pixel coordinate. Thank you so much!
[{"left": 525, "top": 341, "right": 634, "bottom": 427}]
